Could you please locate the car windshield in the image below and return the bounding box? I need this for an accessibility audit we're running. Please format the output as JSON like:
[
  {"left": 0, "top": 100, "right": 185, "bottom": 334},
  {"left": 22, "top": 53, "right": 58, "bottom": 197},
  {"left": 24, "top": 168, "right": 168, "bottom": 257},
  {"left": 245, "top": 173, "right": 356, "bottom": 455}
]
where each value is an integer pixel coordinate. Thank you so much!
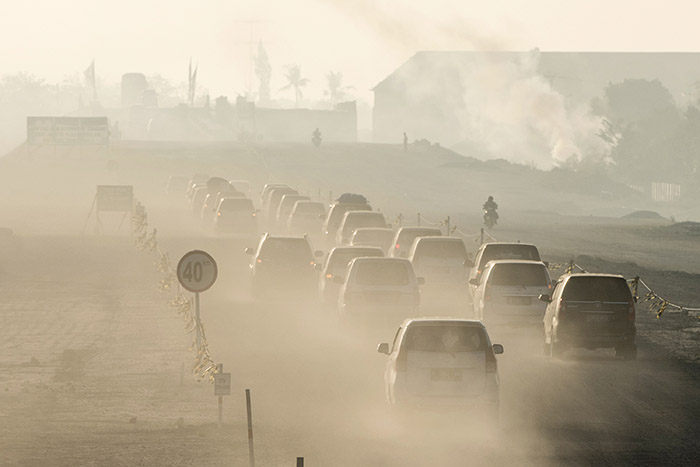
[
  {"left": 489, "top": 263, "right": 548, "bottom": 287},
  {"left": 259, "top": 239, "right": 312, "bottom": 262},
  {"left": 219, "top": 198, "right": 253, "bottom": 211},
  {"left": 404, "top": 325, "right": 487, "bottom": 352},
  {"left": 563, "top": 277, "right": 632, "bottom": 302},
  {"left": 328, "top": 250, "right": 382, "bottom": 274},
  {"left": 294, "top": 202, "right": 325, "bottom": 215},
  {"left": 480, "top": 244, "right": 540, "bottom": 267},
  {"left": 354, "top": 261, "right": 410, "bottom": 286},
  {"left": 397, "top": 229, "right": 442, "bottom": 247},
  {"left": 328, "top": 204, "right": 371, "bottom": 227},
  {"left": 414, "top": 240, "right": 467, "bottom": 259},
  {"left": 343, "top": 213, "right": 385, "bottom": 230},
  {"left": 354, "top": 230, "right": 393, "bottom": 243}
]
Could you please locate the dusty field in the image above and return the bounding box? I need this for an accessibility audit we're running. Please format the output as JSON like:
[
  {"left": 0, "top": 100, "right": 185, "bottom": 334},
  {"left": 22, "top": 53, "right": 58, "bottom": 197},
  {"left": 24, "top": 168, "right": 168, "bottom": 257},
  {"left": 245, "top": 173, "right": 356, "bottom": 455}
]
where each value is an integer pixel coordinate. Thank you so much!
[{"left": 1, "top": 141, "right": 699, "bottom": 466}]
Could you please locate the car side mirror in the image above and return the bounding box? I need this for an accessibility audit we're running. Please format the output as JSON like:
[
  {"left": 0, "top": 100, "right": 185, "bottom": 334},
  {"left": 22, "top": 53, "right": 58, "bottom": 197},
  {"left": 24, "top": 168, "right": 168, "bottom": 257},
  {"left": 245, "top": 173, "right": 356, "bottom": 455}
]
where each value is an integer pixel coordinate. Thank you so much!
[
  {"left": 244, "top": 247, "right": 254, "bottom": 255},
  {"left": 313, "top": 263, "right": 323, "bottom": 271},
  {"left": 469, "top": 278, "right": 479, "bottom": 286},
  {"left": 333, "top": 276, "right": 345, "bottom": 284},
  {"left": 314, "top": 250, "right": 324, "bottom": 257},
  {"left": 416, "top": 277, "right": 425, "bottom": 285},
  {"left": 538, "top": 294, "right": 552, "bottom": 303},
  {"left": 633, "top": 296, "right": 638, "bottom": 303},
  {"left": 492, "top": 344, "right": 504, "bottom": 355},
  {"left": 543, "top": 261, "right": 550, "bottom": 267},
  {"left": 377, "top": 343, "right": 390, "bottom": 355}
]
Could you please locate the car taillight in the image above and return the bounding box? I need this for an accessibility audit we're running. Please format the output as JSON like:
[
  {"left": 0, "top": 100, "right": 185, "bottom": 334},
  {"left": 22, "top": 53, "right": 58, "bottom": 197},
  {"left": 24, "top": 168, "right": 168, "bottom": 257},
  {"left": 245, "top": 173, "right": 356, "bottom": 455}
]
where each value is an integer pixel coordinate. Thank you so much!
[
  {"left": 252, "top": 212, "right": 256, "bottom": 217},
  {"left": 485, "top": 351, "right": 497, "bottom": 373},
  {"left": 217, "top": 212, "right": 221, "bottom": 216},
  {"left": 256, "top": 259, "right": 262, "bottom": 264},
  {"left": 628, "top": 299, "right": 636, "bottom": 322},
  {"left": 326, "top": 274, "right": 332, "bottom": 279},
  {"left": 395, "top": 243, "right": 400, "bottom": 250}
]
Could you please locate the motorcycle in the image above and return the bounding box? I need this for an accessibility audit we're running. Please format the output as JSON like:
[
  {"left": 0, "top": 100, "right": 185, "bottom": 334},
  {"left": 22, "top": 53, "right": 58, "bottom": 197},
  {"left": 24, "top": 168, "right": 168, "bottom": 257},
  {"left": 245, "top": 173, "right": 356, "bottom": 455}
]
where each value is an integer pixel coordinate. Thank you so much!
[
  {"left": 483, "top": 209, "right": 498, "bottom": 229},
  {"left": 312, "top": 133, "right": 322, "bottom": 148}
]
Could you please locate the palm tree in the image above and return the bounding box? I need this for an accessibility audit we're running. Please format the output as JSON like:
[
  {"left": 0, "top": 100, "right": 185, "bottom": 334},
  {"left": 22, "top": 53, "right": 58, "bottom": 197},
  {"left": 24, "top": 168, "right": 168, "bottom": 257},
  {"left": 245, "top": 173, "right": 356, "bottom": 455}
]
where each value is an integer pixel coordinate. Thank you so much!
[
  {"left": 279, "top": 65, "right": 309, "bottom": 106},
  {"left": 325, "top": 71, "right": 352, "bottom": 104}
]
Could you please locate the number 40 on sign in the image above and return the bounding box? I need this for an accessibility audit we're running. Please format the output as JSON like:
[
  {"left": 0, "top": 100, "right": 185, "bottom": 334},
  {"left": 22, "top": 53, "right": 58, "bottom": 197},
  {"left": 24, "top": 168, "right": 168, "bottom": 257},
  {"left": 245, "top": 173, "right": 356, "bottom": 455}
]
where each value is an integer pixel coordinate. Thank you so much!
[{"left": 177, "top": 250, "right": 218, "bottom": 293}]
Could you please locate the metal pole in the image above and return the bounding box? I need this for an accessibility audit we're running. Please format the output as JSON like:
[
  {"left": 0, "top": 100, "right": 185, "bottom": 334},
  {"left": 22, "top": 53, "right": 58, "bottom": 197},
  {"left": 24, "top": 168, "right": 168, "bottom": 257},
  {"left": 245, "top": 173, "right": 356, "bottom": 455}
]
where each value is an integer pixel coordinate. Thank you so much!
[
  {"left": 446, "top": 216, "right": 451, "bottom": 236},
  {"left": 218, "top": 364, "right": 223, "bottom": 427},
  {"left": 297, "top": 458, "right": 304, "bottom": 467},
  {"left": 480, "top": 228, "right": 484, "bottom": 245},
  {"left": 246, "top": 389, "right": 255, "bottom": 467},
  {"left": 417, "top": 212, "right": 421, "bottom": 226},
  {"left": 194, "top": 292, "right": 201, "bottom": 349}
]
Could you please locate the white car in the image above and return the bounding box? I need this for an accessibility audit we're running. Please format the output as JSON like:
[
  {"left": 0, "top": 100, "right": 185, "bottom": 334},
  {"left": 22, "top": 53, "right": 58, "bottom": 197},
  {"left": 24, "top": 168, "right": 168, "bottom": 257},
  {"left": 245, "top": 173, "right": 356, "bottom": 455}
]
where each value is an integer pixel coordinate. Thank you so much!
[
  {"left": 214, "top": 197, "right": 258, "bottom": 237},
  {"left": 377, "top": 318, "right": 502, "bottom": 412},
  {"left": 471, "top": 260, "right": 552, "bottom": 323},
  {"left": 388, "top": 227, "right": 442, "bottom": 258},
  {"left": 348, "top": 227, "right": 395, "bottom": 254},
  {"left": 407, "top": 237, "right": 471, "bottom": 308},
  {"left": 468, "top": 242, "right": 543, "bottom": 298},
  {"left": 335, "top": 211, "right": 388, "bottom": 246},
  {"left": 318, "top": 246, "right": 385, "bottom": 308},
  {"left": 336, "top": 257, "right": 423, "bottom": 316},
  {"left": 287, "top": 200, "right": 327, "bottom": 236}
]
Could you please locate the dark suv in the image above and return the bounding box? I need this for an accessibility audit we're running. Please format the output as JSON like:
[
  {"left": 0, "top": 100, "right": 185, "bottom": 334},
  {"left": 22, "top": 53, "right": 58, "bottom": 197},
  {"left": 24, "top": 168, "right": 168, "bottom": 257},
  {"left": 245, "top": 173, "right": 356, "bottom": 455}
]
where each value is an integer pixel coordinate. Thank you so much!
[
  {"left": 541, "top": 273, "right": 636, "bottom": 360},
  {"left": 245, "top": 234, "right": 322, "bottom": 298}
]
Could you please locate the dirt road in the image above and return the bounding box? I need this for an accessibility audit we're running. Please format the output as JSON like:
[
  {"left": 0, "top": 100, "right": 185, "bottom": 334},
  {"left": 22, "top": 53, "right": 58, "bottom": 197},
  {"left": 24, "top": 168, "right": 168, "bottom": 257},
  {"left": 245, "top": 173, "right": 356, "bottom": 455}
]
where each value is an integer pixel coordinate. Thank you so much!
[{"left": 2, "top": 142, "right": 700, "bottom": 466}]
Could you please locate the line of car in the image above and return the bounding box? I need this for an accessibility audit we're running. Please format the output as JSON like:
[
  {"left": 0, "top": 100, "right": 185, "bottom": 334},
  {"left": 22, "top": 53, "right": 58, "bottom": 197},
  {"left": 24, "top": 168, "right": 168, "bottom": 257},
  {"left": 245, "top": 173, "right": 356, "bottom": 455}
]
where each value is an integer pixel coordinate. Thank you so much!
[{"left": 175, "top": 175, "right": 639, "bottom": 416}]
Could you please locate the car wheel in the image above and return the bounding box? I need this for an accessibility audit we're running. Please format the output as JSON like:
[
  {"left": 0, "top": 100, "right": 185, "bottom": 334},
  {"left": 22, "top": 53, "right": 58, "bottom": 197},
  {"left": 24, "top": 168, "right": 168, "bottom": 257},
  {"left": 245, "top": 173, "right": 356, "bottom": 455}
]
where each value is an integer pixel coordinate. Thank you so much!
[{"left": 549, "top": 334, "right": 564, "bottom": 359}]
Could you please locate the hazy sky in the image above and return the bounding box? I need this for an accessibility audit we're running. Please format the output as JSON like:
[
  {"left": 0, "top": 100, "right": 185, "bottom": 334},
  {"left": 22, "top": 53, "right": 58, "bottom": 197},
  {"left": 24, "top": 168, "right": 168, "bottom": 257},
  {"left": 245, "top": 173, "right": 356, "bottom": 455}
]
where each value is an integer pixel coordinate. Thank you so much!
[{"left": 3, "top": 0, "right": 700, "bottom": 103}]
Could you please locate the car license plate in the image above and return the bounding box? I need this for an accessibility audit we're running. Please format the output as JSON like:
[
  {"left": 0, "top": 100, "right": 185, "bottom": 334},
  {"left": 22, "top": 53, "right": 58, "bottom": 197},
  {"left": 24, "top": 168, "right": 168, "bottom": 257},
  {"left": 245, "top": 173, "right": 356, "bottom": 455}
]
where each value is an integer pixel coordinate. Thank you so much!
[
  {"left": 430, "top": 368, "right": 463, "bottom": 381},
  {"left": 507, "top": 296, "right": 531, "bottom": 305},
  {"left": 587, "top": 314, "right": 609, "bottom": 323}
]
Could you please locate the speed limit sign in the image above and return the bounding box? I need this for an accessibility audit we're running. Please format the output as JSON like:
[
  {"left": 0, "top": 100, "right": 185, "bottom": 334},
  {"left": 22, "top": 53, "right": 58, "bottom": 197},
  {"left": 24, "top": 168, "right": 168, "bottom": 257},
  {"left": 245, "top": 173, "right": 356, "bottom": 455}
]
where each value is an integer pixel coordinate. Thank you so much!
[{"left": 177, "top": 250, "right": 218, "bottom": 293}]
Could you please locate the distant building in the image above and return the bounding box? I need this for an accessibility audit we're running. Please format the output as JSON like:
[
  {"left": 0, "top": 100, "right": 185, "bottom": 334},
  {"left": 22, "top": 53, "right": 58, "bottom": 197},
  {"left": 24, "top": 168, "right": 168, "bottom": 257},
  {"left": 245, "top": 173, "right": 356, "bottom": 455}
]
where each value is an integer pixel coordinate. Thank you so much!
[{"left": 372, "top": 51, "right": 700, "bottom": 145}]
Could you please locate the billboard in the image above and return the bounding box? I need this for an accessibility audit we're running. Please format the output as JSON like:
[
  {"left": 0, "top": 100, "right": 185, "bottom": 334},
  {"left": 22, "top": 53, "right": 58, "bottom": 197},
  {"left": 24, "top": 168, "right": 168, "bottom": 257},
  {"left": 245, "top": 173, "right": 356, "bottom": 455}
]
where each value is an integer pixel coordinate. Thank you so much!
[
  {"left": 27, "top": 117, "right": 109, "bottom": 146},
  {"left": 96, "top": 186, "right": 133, "bottom": 212}
]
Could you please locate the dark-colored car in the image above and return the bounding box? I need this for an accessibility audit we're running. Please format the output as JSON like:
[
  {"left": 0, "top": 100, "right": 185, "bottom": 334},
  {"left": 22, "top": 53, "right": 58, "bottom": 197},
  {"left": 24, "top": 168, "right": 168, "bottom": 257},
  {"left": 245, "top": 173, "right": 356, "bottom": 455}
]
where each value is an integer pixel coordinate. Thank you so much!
[
  {"left": 245, "top": 234, "right": 322, "bottom": 299},
  {"left": 541, "top": 273, "right": 636, "bottom": 360}
]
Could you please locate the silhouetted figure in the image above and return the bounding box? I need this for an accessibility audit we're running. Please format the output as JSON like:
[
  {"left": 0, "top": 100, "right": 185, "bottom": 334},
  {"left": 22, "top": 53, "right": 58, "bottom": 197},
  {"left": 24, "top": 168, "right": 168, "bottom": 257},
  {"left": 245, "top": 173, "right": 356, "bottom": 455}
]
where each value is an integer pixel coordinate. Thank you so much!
[
  {"left": 403, "top": 132, "right": 408, "bottom": 152},
  {"left": 483, "top": 195, "right": 499, "bottom": 228},
  {"left": 312, "top": 128, "right": 322, "bottom": 148},
  {"left": 482, "top": 195, "right": 498, "bottom": 212}
]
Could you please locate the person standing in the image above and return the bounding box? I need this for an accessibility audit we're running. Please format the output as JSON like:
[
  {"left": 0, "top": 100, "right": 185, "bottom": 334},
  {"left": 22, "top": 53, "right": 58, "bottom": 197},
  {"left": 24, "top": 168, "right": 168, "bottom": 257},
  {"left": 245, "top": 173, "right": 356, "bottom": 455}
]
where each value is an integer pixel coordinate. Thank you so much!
[{"left": 403, "top": 132, "right": 408, "bottom": 152}]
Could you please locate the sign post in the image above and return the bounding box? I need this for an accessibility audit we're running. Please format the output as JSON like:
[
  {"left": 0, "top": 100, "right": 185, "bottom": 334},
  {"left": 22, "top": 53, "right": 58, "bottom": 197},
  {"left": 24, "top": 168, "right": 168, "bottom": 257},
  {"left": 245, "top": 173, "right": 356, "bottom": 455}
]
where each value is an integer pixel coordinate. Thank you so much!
[
  {"left": 213, "top": 364, "right": 231, "bottom": 427},
  {"left": 177, "top": 250, "right": 218, "bottom": 348}
]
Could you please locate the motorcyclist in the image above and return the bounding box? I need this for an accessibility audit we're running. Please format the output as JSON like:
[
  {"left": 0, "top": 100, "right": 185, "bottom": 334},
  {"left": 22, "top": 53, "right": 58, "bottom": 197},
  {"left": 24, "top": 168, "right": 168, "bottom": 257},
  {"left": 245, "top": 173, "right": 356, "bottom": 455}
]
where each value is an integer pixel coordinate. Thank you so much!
[
  {"left": 483, "top": 196, "right": 499, "bottom": 224},
  {"left": 483, "top": 196, "right": 498, "bottom": 213}
]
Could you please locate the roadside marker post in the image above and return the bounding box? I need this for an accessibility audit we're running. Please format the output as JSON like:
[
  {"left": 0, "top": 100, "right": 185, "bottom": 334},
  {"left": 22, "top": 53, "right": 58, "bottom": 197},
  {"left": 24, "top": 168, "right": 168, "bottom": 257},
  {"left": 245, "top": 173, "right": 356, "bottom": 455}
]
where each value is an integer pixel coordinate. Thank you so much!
[
  {"left": 213, "top": 364, "right": 231, "bottom": 427},
  {"left": 246, "top": 389, "right": 256, "bottom": 467}
]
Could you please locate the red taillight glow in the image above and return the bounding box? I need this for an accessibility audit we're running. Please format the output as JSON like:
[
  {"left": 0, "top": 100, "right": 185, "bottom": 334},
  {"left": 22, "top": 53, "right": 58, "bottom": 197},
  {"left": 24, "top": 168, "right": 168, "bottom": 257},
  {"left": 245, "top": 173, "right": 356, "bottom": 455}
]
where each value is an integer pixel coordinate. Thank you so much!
[
  {"left": 252, "top": 212, "right": 256, "bottom": 217},
  {"left": 256, "top": 259, "right": 262, "bottom": 263},
  {"left": 217, "top": 212, "right": 221, "bottom": 216},
  {"left": 395, "top": 243, "right": 400, "bottom": 249},
  {"left": 326, "top": 274, "right": 332, "bottom": 279}
]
